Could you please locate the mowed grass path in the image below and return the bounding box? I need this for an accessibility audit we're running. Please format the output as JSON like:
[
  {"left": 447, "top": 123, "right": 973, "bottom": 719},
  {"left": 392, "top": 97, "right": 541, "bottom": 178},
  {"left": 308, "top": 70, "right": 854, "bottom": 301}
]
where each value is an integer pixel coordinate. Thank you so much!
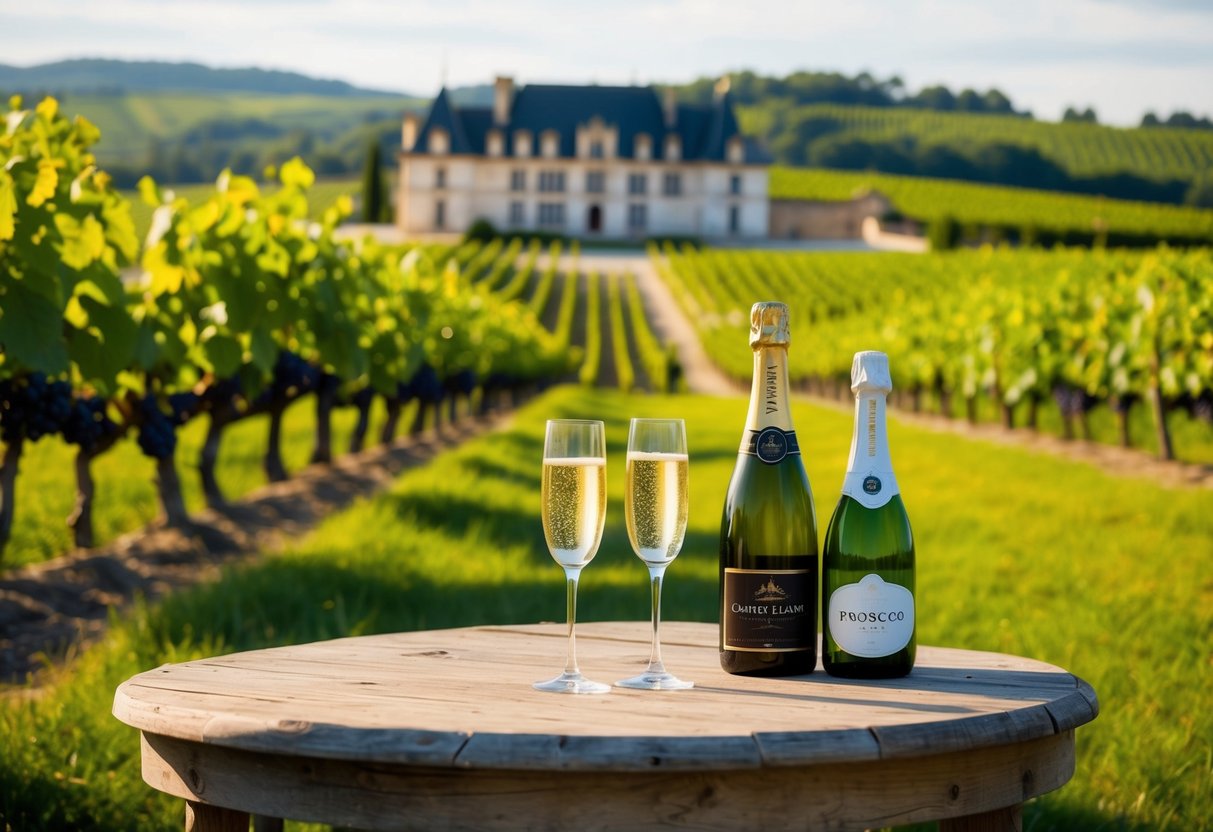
[{"left": 2, "top": 387, "right": 1210, "bottom": 830}]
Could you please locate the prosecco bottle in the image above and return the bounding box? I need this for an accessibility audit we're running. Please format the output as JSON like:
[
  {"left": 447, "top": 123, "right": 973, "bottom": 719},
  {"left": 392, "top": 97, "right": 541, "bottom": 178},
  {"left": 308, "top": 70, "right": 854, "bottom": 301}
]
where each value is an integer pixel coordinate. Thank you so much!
[
  {"left": 822, "top": 351, "right": 916, "bottom": 679},
  {"left": 719, "top": 302, "right": 818, "bottom": 676}
]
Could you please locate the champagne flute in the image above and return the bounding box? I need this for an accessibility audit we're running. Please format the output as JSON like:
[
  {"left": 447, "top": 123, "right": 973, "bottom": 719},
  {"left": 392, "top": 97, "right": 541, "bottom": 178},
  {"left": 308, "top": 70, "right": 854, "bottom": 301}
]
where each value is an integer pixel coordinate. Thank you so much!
[
  {"left": 617, "top": 418, "right": 693, "bottom": 690},
  {"left": 534, "top": 419, "right": 610, "bottom": 694}
]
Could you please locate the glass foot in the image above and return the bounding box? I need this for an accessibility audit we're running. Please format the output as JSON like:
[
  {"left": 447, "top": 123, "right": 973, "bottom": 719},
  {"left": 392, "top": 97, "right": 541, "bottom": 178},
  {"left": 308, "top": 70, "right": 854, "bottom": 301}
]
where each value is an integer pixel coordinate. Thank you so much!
[
  {"left": 533, "top": 672, "right": 611, "bottom": 694},
  {"left": 616, "top": 671, "right": 694, "bottom": 690}
]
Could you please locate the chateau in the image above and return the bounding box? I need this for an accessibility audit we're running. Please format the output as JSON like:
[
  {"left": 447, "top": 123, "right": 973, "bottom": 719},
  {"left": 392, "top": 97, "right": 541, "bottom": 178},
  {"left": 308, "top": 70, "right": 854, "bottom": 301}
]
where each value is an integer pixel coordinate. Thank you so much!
[{"left": 397, "top": 76, "right": 771, "bottom": 239}]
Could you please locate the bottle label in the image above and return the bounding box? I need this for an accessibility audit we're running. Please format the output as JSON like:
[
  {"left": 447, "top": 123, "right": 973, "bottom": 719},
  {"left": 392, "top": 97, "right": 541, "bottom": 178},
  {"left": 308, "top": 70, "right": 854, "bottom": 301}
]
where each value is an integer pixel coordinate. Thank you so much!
[
  {"left": 827, "top": 574, "right": 914, "bottom": 658},
  {"left": 722, "top": 568, "right": 814, "bottom": 652},
  {"left": 841, "top": 468, "right": 899, "bottom": 509},
  {"left": 743, "top": 428, "right": 801, "bottom": 465},
  {"left": 841, "top": 393, "right": 898, "bottom": 508}
]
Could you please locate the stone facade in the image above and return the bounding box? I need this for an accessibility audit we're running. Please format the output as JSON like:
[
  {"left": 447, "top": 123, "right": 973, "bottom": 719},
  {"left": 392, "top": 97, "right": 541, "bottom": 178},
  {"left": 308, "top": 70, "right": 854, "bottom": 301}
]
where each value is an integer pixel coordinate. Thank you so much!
[
  {"left": 768, "top": 192, "right": 895, "bottom": 240},
  {"left": 397, "top": 77, "right": 770, "bottom": 240}
]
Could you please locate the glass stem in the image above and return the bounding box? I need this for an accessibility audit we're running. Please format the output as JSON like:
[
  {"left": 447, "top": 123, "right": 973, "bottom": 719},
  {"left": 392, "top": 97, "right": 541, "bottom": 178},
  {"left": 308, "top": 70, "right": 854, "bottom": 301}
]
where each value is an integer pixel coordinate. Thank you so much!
[
  {"left": 646, "top": 565, "right": 668, "bottom": 674},
  {"left": 563, "top": 567, "right": 581, "bottom": 677}
]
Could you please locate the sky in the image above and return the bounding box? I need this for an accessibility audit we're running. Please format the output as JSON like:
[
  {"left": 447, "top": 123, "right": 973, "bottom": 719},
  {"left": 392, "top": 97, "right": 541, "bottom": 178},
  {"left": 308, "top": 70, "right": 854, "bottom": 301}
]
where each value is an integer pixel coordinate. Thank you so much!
[{"left": 3, "top": 0, "right": 1212, "bottom": 126}]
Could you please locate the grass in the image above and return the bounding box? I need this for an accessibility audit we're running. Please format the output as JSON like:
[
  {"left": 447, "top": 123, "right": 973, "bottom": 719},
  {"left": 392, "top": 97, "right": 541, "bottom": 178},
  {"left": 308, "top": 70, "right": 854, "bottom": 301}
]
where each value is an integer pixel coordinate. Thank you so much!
[
  {"left": 1, "top": 395, "right": 394, "bottom": 571},
  {"left": 2, "top": 386, "right": 1211, "bottom": 830}
]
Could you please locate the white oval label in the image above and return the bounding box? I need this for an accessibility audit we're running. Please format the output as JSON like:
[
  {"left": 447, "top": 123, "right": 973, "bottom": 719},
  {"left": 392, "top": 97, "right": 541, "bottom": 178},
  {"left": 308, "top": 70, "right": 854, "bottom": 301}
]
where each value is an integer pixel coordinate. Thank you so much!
[{"left": 827, "top": 574, "right": 914, "bottom": 658}]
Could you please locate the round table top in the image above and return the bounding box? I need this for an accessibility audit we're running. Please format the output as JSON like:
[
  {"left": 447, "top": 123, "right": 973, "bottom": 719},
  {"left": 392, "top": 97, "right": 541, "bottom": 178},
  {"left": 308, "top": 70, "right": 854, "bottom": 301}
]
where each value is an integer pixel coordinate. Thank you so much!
[{"left": 113, "top": 621, "right": 1098, "bottom": 772}]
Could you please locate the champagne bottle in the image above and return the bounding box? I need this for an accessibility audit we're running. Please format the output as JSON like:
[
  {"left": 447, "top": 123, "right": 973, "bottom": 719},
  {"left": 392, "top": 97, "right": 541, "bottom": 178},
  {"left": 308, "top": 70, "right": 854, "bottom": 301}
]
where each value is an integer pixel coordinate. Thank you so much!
[
  {"left": 719, "top": 302, "right": 818, "bottom": 676},
  {"left": 822, "top": 351, "right": 916, "bottom": 679}
]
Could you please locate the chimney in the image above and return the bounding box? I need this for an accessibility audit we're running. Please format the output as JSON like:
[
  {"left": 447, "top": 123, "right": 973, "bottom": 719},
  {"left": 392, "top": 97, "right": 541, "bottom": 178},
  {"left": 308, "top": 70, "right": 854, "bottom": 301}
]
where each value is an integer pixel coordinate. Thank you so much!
[
  {"left": 714, "top": 75, "right": 731, "bottom": 103},
  {"left": 493, "top": 76, "right": 514, "bottom": 126},
  {"left": 402, "top": 113, "right": 419, "bottom": 151},
  {"left": 663, "top": 87, "right": 677, "bottom": 128}
]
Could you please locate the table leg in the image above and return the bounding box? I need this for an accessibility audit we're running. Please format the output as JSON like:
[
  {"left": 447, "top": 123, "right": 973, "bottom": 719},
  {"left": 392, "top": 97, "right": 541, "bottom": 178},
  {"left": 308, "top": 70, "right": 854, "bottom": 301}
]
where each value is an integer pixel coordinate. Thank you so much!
[
  {"left": 940, "top": 804, "right": 1023, "bottom": 832},
  {"left": 185, "top": 800, "right": 249, "bottom": 832}
]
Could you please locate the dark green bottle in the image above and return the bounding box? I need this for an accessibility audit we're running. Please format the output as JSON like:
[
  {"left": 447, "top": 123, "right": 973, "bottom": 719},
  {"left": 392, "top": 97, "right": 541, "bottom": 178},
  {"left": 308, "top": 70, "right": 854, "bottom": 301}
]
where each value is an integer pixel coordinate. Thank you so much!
[
  {"left": 822, "top": 350, "right": 916, "bottom": 679},
  {"left": 719, "top": 302, "right": 818, "bottom": 677}
]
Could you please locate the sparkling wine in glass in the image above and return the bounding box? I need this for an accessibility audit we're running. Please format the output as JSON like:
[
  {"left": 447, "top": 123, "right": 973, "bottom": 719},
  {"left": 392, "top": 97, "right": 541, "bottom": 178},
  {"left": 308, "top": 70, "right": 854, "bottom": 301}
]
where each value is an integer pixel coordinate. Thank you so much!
[
  {"left": 534, "top": 419, "right": 610, "bottom": 694},
  {"left": 617, "top": 418, "right": 693, "bottom": 690}
]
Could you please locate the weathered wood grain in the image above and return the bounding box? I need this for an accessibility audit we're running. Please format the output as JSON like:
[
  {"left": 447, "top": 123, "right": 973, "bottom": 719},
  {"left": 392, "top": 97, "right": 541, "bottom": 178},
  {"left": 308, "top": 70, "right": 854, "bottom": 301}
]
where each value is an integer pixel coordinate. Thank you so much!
[
  {"left": 116, "top": 622, "right": 1098, "bottom": 831},
  {"left": 184, "top": 801, "right": 247, "bottom": 832},
  {"left": 144, "top": 729, "right": 1073, "bottom": 831},
  {"left": 114, "top": 622, "right": 1096, "bottom": 771},
  {"left": 940, "top": 805, "right": 1023, "bottom": 832}
]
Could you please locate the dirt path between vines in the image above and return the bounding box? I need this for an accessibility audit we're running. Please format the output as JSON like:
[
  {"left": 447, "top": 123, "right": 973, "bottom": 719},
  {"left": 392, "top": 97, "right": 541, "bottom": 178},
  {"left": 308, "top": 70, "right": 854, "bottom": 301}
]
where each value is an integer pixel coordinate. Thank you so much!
[
  {"left": 0, "top": 414, "right": 512, "bottom": 686},
  {"left": 534, "top": 251, "right": 738, "bottom": 397}
]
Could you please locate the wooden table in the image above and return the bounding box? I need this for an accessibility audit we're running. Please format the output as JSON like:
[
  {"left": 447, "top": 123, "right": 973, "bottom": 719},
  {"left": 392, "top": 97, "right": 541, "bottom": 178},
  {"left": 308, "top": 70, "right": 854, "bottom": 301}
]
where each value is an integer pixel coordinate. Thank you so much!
[{"left": 113, "top": 622, "right": 1098, "bottom": 831}]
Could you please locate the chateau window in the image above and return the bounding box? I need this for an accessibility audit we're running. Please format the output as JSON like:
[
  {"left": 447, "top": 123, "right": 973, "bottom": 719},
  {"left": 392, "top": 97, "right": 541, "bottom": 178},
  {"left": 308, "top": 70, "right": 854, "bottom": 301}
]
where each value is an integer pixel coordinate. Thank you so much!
[
  {"left": 627, "top": 173, "right": 647, "bottom": 195},
  {"left": 514, "top": 131, "right": 532, "bottom": 158},
  {"left": 510, "top": 169, "right": 526, "bottom": 192},
  {"left": 727, "top": 137, "right": 744, "bottom": 163},
  {"left": 729, "top": 204, "right": 740, "bottom": 234},
  {"left": 429, "top": 128, "right": 449, "bottom": 155},
  {"left": 730, "top": 174, "right": 742, "bottom": 195},
  {"left": 586, "top": 171, "right": 605, "bottom": 194},
  {"left": 665, "top": 135, "right": 681, "bottom": 161},
  {"left": 662, "top": 172, "right": 681, "bottom": 197},
  {"left": 538, "top": 202, "right": 566, "bottom": 228},
  {"left": 487, "top": 131, "right": 504, "bottom": 157},
  {"left": 539, "top": 171, "right": 566, "bottom": 193},
  {"left": 634, "top": 133, "right": 652, "bottom": 161},
  {"left": 541, "top": 131, "right": 560, "bottom": 158},
  {"left": 627, "top": 203, "right": 647, "bottom": 232},
  {"left": 435, "top": 167, "right": 447, "bottom": 189},
  {"left": 590, "top": 140, "right": 604, "bottom": 159},
  {"left": 435, "top": 199, "right": 446, "bottom": 230},
  {"left": 509, "top": 201, "right": 525, "bottom": 226}
]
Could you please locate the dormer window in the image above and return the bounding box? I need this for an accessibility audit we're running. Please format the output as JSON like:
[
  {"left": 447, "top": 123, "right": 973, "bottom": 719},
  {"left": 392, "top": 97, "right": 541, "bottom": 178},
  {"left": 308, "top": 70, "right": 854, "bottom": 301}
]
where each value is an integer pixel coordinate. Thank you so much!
[
  {"left": 726, "top": 136, "right": 744, "bottom": 164},
  {"left": 541, "top": 130, "right": 560, "bottom": 158},
  {"left": 487, "top": 130, "right": 504, "bottom": 157},
  {"left": 635, "top": 133, "right": 652, "bottom": 161},
  {"left": 514, "top": 130, "right": 532, "bottom": 158},
  {"left": 665, "top": 135, "right": 681, "bottom": 162},
  {"left": 429, "top": 128, "right": 449, "bottom": 155},
  {"left": 590, "top": 140, "right": 604, "bottom": 159}
]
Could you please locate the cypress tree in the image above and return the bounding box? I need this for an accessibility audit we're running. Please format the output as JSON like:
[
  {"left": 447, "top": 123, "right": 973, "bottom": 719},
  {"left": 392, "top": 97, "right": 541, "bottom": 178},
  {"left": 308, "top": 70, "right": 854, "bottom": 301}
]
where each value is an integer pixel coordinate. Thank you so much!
[{"left": 361, "top": 140, "right": 385, "bottom": 223}]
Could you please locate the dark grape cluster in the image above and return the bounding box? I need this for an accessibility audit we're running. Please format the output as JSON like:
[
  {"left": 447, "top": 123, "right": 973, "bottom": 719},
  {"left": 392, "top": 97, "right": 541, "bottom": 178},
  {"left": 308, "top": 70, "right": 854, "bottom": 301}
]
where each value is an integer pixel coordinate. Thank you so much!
[
  {"left": 1194, "top": 392, "right": 1213, "bottom": 424},
  {"left": 204, "top": 377, "right": 243, "bottom": 411},
  {"left": 351, "top": 386, "right": 375, "bottom": 409},
  {"left": 1112, "top": 393, "right": 1141, "bottom": 415},
  {"left": 446, "top": 371, "right": 477, "bottom": 400},
  {"left": 412, "top": 363, "right": 444, "bottom": 404},
  {"left": 167, "top": 392, "right": 200, "bottom": 427},
  {"left": 136, "top": 395, "right": 177, "bottom": 460},
  {"left": 269, "top": 351, "right": 321, "bottom": 400},
  {"left": 0, "top": 372, "right": 73, "bottom": 443},
  {"left": 1052, "top": 384, "right": 1097, "bottom": 417},
  {"left": 62, "top": 395, "right": 120, "bottom": 452}
]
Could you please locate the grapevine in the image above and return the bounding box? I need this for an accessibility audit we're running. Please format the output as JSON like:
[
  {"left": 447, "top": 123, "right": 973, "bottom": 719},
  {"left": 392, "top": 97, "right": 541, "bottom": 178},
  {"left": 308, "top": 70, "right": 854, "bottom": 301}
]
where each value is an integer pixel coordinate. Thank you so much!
[{"left": 659, "top": 246, "right": 1213, "bottom": 461}]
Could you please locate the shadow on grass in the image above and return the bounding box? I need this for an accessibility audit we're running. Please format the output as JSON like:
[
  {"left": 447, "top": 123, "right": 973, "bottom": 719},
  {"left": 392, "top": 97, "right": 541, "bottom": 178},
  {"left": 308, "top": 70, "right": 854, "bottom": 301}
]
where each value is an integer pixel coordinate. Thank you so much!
[{"left": 143, "top": 553, "right": 720, "bottom": 661}]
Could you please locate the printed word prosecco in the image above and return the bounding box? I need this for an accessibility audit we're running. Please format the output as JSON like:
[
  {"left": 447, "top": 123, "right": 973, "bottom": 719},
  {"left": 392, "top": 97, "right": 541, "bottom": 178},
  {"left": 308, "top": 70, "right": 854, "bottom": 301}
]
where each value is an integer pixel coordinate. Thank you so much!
[{"left": 836, "top": 610, "right": 907, "bottom": 623}]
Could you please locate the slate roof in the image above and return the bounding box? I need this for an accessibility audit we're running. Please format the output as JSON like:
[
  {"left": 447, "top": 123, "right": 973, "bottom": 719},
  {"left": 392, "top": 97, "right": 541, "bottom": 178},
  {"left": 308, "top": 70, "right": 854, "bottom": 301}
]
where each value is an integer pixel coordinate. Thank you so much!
[{"left": 410, "top": 82, "right": 770, "bottom": 164}]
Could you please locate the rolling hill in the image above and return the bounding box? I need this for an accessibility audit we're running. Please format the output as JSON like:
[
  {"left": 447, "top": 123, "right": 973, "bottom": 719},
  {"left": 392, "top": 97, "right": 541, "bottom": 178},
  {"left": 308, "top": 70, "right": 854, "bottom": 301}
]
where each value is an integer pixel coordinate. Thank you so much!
[{"left": 0, "top": 58, "right": 408, "bottom": 97}]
